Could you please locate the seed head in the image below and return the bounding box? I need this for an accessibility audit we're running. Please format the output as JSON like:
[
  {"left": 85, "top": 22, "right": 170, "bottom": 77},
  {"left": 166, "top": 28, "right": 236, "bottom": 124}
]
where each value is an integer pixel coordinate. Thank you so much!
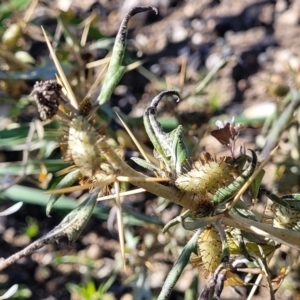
[
  {"left": 30, "top": 80, "right": 62, "bottom": 121},
  {"left": 190, "top": 226, "right": 222, "bottom": 276},
  {"left": 175, "top": 154, "right": 236, "bottom": 195}
]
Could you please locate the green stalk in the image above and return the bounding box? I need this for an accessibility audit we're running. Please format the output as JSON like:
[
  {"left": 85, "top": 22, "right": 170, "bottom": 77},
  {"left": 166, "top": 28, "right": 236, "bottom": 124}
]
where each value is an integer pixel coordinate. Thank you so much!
[
  {"left": 157, "top": 230, "right": 200, "bottom": 300},
  {"left": 97, "top": 6, "right": 158, "bottom": 105}
]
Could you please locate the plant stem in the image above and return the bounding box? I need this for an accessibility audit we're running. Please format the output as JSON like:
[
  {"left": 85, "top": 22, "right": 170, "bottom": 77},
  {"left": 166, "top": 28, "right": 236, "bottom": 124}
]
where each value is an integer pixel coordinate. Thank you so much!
[{"left": 99, "top": 139, "right": 199, "bottom": 211}]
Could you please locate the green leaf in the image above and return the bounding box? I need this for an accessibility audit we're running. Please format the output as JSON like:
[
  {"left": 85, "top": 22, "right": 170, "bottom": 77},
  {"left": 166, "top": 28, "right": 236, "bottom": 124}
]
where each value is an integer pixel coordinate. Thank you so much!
[
  {"left": 231, "top": 200, "right": 258, "bottom": 221},
  {"left": 213, "top": 150, "right": 257, "bottom": 209},
  {"left": 266, "top": 192, "right": 300, "bottom": 212},
  {"left": 1, "top": 185, "right": 162, "bottom": 226},
  {"left": 24, "top": 217, "right": 39, "bottom": 238},
  {"left": 182, "top": 215, "right": 218, "bottom": 231},
  {"left": 0, "top": 122, "right": 62, "bottom": 154},
  {"left": 8, "top": 97, "right": 31, "bottom": 117},
  {"left": 193, "top": 58, "right": 228, "bottom": 96},
  {"left": 50, "top": 187, "right": 99, "bottom": 242},
  {"left": 249, "top": 169, "right": 265, "bottom": 199},
  {"left": 131, "top": 157, "right": 162, "bottom": 174},
  {"left": 143, "top": 90, "right": 187, "bottom": 174},
  {"left": 46, "top": 169, "right": 81, "bottom": 217},
  {"left": 0, "top": 60, "right": 72, "bottom": 81},
  {"left": 97, "top": 6, "right": 158, "bottom": 105},
  {"left": 0, "top": 160, "right": 69, "bottom": 175},
  {"left": 1, "top": 184, "right": 80, "bottom": 210},
  {"left": 0, "top": 0, "right": 31, "bottom": 22},
  {"left": 59, "top": 18, "right": 80, "bottom": 49},
  {"left": 98, "top": 67, "right": 126, "bottom": 105},
  {"left": 158, "top": 230, "right": 200, "bottom": 300},
  {"left": 262, "top": 90, "right": 300, "bottom": 157}
]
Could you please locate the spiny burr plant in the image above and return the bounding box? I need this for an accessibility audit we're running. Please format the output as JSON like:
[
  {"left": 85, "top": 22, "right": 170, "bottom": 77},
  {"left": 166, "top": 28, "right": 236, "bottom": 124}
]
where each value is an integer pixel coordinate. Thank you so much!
[{"left": 2, "top": 5, "right": 300, "bottom": 300}]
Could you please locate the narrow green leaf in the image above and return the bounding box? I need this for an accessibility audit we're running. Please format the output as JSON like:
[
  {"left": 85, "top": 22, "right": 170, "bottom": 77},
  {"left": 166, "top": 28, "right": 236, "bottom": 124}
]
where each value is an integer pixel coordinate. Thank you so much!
[
  {"left": 157, "top": 230, "right": 200, "bottom": 300},
  {"left": 1, "top": 185, "right": 80, "bottom": 209},
  {"left": 249, "top": 169, "right": 265, "bottom": 199},
  {"left": 98, "top": 67, "right": 126, "bottom": 105},
  {"left": 192, "top": 58, "right": 228, "bottom": 96},
  {"left": 51, "top": 187, "right": 99, "bottom": 242},
  {"left": 131, "top": 157, "right": 161, "bottom": 173},
  {"left": 1, "top": 185, "right": 162, "bottom": 226},
  {"left": 231, "top": 200, "right": 258, "bottom": 221},
  {"left": 46, "top": 169, "right": 81, "bottom": 217},
  {"left": 97, "top": 6, "right": 158, "bottom": 105},
  {"left": 0, "top": 122, "right": 61, "bottom": 140},
  {"left": 0, "top": 0, "right": 31, "bottom": 21},
  {"left": 264, "top": 190, "right": 300, "bottom": 212},
  {"left": 0, "top": 189, "right": 99, "bottom": 270},
  {"left": 59, "top": 18, "right": 80, "bottom": 49},
  {"left": 0, "top": 60, "right": 72, "bottom": 81},
  {"left": 231, "top": 200, "right": 266, "bottom": 244},
  {"left": 262, "top": 91, "right": 300, "bottom": 157},
  {"left": 182, "top": 216, "right": 214, "bottom": 231},
  {"left": 0, "top": 159, "right": 69, "bottom": 175},
  {"left": 8, "top": 96, "right": 31, "bottom": 117}
]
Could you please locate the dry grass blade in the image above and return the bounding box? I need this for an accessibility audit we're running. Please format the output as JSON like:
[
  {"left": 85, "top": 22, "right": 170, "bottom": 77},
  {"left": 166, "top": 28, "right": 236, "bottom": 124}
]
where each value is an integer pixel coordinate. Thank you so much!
[
  {"left": 80, "top": 10, "right": 98, "bottom": 47},
  {"left": 84, "top": 61, "right": 109, "bottom": 100},
  {"left": 41, "top": 27, "right": 79, "bottom": 110},
  {"left": 97, "top": 188, "right": 145, "bottom": 201},
  {"left": 116, "top": 112, "right": 152, "bottom": 164},
  {"left": 257, "top": 245, "right": 275, "bottom": 300},
  {"left": 117, "top": 176, "right": 169, "bottom": 182},
  {"left": 247, "top": 274, "right": 263, "bottom": 300},
  {"left": 23, "top": 0, "right": 39, "bottom": 23},
  {"left": 46, "top": 177, "right": 115, "bottom": 194},
  {"left": 86, "top": 57, "right": 111, "bottom": 69},
  {"left": 55, "top": 166, "right": 78, "bottom": 177},
  {"left": 126, "top": 60, "right": 146, "bottom": 71},
  {"left": 47, "top": 174, "right": 166, "bottom": 195}
]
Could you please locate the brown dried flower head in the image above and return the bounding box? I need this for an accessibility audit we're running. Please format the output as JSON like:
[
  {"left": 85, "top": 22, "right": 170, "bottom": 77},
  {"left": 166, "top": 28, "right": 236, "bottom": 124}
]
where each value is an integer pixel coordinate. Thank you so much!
[
  {"left": 211, "top": 117, "right": 244, "bottom": 158},
  {"left": 30, "top": 80, "right": 62, "bottom": 121},
  {"left": 79, "top": 98, "right": 94, "bottom": 117}
]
